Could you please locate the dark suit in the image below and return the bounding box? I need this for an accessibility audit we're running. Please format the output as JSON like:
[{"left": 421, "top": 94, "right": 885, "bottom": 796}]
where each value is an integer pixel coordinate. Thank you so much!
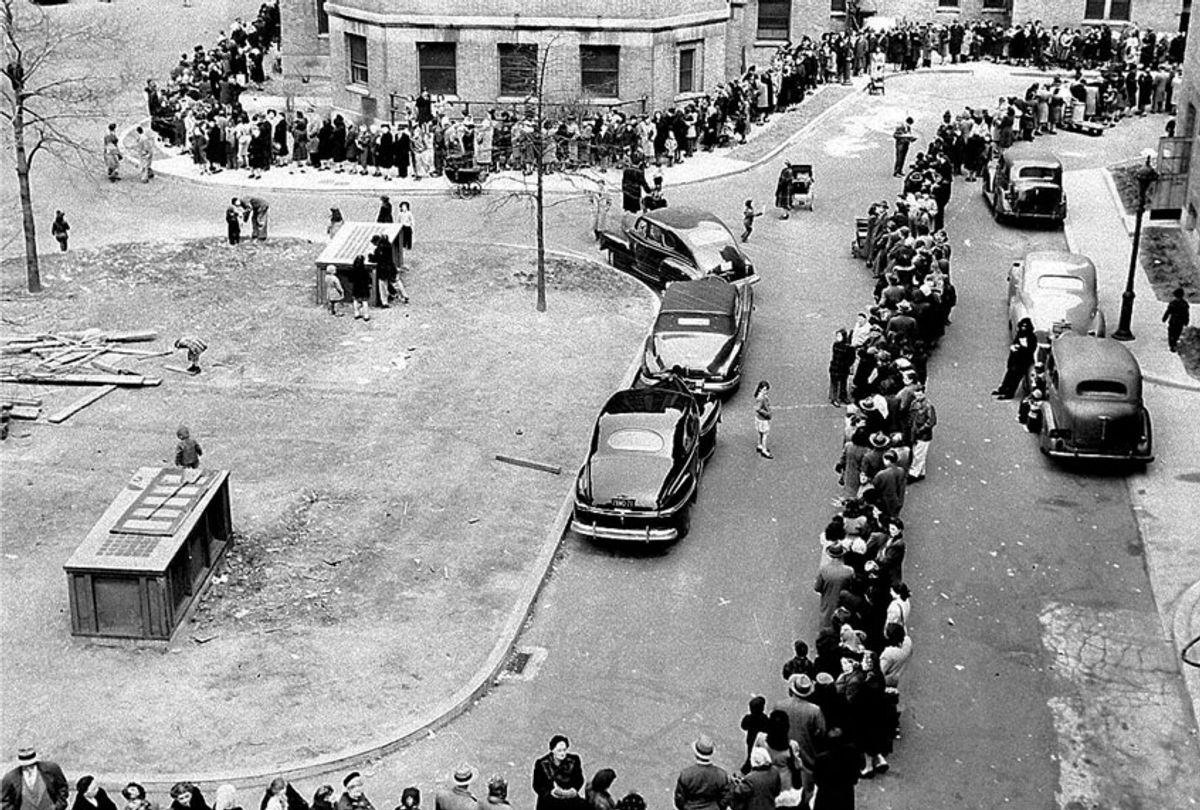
[{"left": 1, "top": 763, "right": 70, "bottom": 810}]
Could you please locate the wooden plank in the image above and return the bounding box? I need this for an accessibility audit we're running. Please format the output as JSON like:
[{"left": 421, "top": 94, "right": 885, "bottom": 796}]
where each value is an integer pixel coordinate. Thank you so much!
[
  {"left": 0, "top": 373, "right": 157, "bottom": 387},
  {"left": 8, "top": 405, "right": 41, "bottom": 420},
  {"left": 47, "top": 385, "right": 118, "bottom": 424},
  {"left": 104, "top": 330, "right": 158, "bottom": 343},
  {"left": 494, "top": 454, "right": 562, "bottom": 475},
  {"left": 89, "top": 359, "right": 133, "bottom": 375},
  {"left": 0, "top": 395, "right": 43, "bottom": 407},
  {"left": 59, "top": 349, "right": 106, "bottom": 369},
  {"left": 101, "top": 347, "right": 172, "bottom": 357}
]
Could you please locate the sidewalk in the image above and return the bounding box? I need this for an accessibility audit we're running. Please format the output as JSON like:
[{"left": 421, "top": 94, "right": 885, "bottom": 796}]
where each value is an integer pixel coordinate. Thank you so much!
[
  {"left": 127, "top": 83, "right": 858, "bottom": 196},
  {"left": 1062, "top": 168, "right": 1200, "bottom": 728}
]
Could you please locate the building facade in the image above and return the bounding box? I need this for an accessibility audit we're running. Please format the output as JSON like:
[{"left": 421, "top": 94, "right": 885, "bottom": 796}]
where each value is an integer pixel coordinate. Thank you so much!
[{"left": 1176, "top": 0, "right": 1199, "bottom": 249}]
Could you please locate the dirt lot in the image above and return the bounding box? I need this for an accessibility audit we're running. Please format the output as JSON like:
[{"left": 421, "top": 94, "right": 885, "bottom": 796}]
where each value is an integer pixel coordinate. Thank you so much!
[
  {"left": 0, "top": 239, "right": 654, "bottom": 773},
  {"left": 1140, "top": 227, "right": 1200, "bottom": 379}
]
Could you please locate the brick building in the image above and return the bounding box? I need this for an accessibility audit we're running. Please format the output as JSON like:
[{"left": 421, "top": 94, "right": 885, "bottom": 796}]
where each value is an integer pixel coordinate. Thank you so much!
[{"left": 1175, "top": 0, "right": 1199, "bottom": 248}]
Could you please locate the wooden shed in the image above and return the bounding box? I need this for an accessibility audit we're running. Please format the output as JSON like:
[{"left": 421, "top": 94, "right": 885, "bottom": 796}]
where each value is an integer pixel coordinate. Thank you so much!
[
  {"left": 63, "top": 467, "right": 232, "bottom": 641},
  {"left": 314, "top": 222, "right": 403, "bottom": 306}
]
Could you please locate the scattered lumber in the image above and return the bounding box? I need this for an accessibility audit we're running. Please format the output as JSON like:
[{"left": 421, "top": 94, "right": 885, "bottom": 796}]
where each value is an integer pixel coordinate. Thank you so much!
[
  {"left": 89, "top": 360, "right": 135, "bottom": 375},
  {"left": 0, "top": 395, "right": 43, "bottom": 407},
  {"left": 54, "top": 329, "right": 157, "bottom": 344},
  {"left": 7, "top": 405, "right": 40, "bottom": 420},
  {"left": 0, "top": 373, "right": 161, "bottom": 387},
  {"left": 47, "top": 385, "right": 118, "bottom": 424},
  {"left": 494, "top": 454, "right": 562, "bottom": 475}
]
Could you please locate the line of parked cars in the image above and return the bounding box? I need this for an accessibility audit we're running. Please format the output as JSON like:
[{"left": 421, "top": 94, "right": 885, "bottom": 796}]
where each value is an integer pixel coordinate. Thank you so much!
[{"left": 571, "top": 207, "right": 759, "bottom": 545}]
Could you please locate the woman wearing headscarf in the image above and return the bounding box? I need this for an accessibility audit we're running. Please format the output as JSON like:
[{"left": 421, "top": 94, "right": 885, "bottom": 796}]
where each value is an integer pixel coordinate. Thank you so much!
[
  {"left": 532, "top": 735, "right": 585, "bottom": 810},
  {"left": 169, "top": 783, "right": 210, "bottom": 810},
  {"left": 583, "top": 770, "right": 616, "bottom": 810},
  {"left": 261, "top": 779, "right": 309, "bottom": 810},
  {"left": 752, "top": 709, "right": 799, "bottom": 789},
  {"left": 337, "top": 774, "right": 375, "bottom": 810},
  {"left": 213, "top": 785, "right": 242, "bottom": 810},
  {"left": 73, "top": 777, "right": 119, "bottom": 810},
  {"left": 739, "top": 748, "right": 780, "bottom": 810}
]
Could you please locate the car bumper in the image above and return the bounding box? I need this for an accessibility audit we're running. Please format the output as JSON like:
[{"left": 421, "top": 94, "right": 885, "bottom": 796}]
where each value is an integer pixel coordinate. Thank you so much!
[
  {"left": 1042, "top": 445, "right": 1154, "bottom": 462},
  {"left": 637, "top": 370, "right": 738, "bottom": 394},
  {"left": 570, "top": 518, "right": 680, "bottom": 543},
  {"left": 571, "top": 499, "right": 687, "bottom": 543}
]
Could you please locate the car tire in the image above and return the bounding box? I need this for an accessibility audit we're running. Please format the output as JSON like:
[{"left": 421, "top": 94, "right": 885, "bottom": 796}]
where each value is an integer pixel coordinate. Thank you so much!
[{"left": 674, "top": 503, "right": 692, "bottom": 540}]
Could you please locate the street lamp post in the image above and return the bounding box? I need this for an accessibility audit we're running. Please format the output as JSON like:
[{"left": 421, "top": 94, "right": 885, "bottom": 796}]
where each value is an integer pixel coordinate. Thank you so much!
[{"left": 1112, "top": 157, "right": 1159, "bottom": 341}]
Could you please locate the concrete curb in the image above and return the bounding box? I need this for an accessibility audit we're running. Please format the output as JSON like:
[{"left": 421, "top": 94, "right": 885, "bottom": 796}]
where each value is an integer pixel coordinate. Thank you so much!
[
  {"left": 1172, "top": 579, "right": 1200, "bottom": 728},
  {"left": 100, "top": 242, "right": 659, "bottom": 792}
]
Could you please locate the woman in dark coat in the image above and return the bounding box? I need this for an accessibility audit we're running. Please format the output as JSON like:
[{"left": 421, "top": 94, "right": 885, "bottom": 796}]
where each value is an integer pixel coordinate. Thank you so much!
[
  {"left": 740, "top": 748, "right": 781, "bottom": 810},
  {"left": 331, "top": 116, "right": 347, "bottom": 165},
  {"left": 169, "top": 783, "right": 210, "bottom": 810},
  {"left": 376, "top": 125, "right": 394, "bottom": 176},
  {"left": 532, "top": 734, "right": 585, "bottom": 810},
  {"left": 583, "top": 770, "right": 616, "bottom": 810},
  {"left": 991, "top": 317, "right": 1037, "bottom": 399},
  {"left": 774, "top": 163, "right": 793, "bottom": 219},
  {"left": 349, "top": 254, "right": 372, "bottom": 320},
  {"left": 810, "top": 728, "right": 859, "bottom": 810},
  {"left": 74, "top": 777, "right": 120, "bottom": 810},
  {"left": 317, "top": 117, "right": 334, "bottom": 168},
  {"left": 261, "top": 779, "right": 309, "bottom": 810},
  {"left": 393, "top": 126, "right": 412, "bottom": 178}
]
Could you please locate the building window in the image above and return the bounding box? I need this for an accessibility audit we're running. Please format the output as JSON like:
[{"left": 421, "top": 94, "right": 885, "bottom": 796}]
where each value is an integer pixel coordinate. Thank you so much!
[
  {"left": 757, "top": 0, "right": 791, "bottom": 40},
  {"left": 499, "top": 43, "right": 538, "bottom": 96},
  {"left": 580, "top": 45, "right": 619, "bottom": 97},
  {"left": 938, "top": 0, "right": 960, "bottom": 7},
  {"left": 1085, "top": 0, "right": 1131, "bottom": 19},
  {"left": 679, "top": 43, "right": 702, "bottom": 94},
  {"left": 346, "top": 33, "right": 368, "bottom": 85},
  {"left": 418, "top": 43, "right": 457, "bottom": 96},
  {"left": 982, "top": 0, "right": 1007, "bottom": 9},
  {"left": 316, "top": 0, "right": 328, "bottom": 35},
  {"left": 831, "top": 0, "right": 847, "bottom": 13}
]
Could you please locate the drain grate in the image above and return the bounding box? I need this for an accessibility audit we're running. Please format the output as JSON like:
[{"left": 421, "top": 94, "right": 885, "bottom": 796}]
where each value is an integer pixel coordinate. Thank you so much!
[
  {"left": 499, "top": 645, "right": 547, "bottom": 681},
  {"left": 505, "top": 651, "right": 533, "bottom": 675}
]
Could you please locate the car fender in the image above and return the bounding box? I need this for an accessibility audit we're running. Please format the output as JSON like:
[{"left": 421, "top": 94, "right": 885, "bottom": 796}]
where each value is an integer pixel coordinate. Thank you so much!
[{"left": 1037, "top": 403, "right": 1056, "bottom": 454}]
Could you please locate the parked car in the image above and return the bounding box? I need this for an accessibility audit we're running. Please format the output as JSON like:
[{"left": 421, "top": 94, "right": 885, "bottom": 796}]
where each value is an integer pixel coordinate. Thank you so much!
[
  {"left": 1007, "top": 251, "right": 1105, "bottom": 348},
  {"left": 1029, "top": 335, "right": 1153, "bottom": 463},
  {"left": 571, "top": 376, "right": 721, "bottom": 543},
  {"left": 637, "top": 277, "right": 754, "bottom": 394},
  {"left": 982, "top": 145, "right": 1067, "bottom": 224},
  {"left": 598, "top": 206, "right": 759, "bottom": 291}
]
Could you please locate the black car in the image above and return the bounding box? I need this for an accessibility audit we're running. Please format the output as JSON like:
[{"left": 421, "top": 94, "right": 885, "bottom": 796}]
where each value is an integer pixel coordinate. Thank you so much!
[
  {"left": 571, "top": 376, "right": 720, "bottom": 543},
  {"left": 637, "top": 277, "right": 754, "bottom": 394},
  {"left": 597, "top": 206, "right": 759, "bottom": 291},
  {"left": 981, "top": 144, "right": 1067, "bottom": 225}
]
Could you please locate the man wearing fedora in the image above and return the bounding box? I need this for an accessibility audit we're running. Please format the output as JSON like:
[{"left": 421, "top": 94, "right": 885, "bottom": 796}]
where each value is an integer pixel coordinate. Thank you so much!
[
  {"left": 673, "top": 736, "right": 732, "bottom": 810},
  {"left": 435, "top": 765, "right": 478, "bottom": 810},
  {"left": 1, "top": 748, "right": 68, "bottom": 810},
  {"left": 775, "top": 675, "right": 827, "bottom": 807},
  {"left": 814, "top": 543, "right": 855, "bottom": 632}
]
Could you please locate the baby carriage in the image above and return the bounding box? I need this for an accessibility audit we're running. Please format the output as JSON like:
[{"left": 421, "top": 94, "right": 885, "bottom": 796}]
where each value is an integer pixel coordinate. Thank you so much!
[
  {"left": 868, "top": 63, "right": 886, "bottom": 96},
  {"left": 446, "top": 158, "right": 487, "bottom": 198},
  {"left": 790, "top": 164, "right": 814, "bottom": 211}
]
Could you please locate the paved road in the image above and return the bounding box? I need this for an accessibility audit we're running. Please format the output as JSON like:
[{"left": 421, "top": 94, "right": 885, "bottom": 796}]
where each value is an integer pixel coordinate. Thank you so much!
[{"left": 323, "top": 68, "right": 1198, "bottom": 809}]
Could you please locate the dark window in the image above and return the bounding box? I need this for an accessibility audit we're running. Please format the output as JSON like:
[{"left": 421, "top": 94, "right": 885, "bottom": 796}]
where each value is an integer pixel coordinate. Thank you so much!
[
  {"left": 982, "top": 0, "right": 1007, "bottom": 8},
  {"left": 418, "top": 43, "right": 457, "bottom": 96},
  {"left": 581, "top": 45, "right": 620, "bottom": 97},
  {"left": 316, "top": 0, "right": 328, "bottom": 35},
  {"left": 679, "top": 45, "right": 699, "bottom": 94},
  {"left": 499, "top": 43, "right": 538, "bottom": 96},
  {"left": 757, "top": 0, "right": 791, "bottom": 40},
  {"left": 346, "top": 33, "right": 368, "bottom": 85},
  {"left": 1108, "top": 0, "right": 1131, "bottom": 20},
  {"left": 1076, "top": 380, "right": 1128, "bottom": 397},
  {"left": 1084, "top": 0, "right": 1106, "bottom": 18},
  {"left": 938, "top": 0, "right": 960, "bottom": 6},
  {"left": 831, "top": 0, "right": 847, "bottom": 13}
]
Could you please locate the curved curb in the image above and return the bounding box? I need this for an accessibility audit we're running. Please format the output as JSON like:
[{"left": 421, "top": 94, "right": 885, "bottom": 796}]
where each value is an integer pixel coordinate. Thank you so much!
[
  {"left": 98, "top": 242, "right": 659, "bottom": 792},
  {"left": 1171, "top": 579, "right": 1200, "bottom": 726}
]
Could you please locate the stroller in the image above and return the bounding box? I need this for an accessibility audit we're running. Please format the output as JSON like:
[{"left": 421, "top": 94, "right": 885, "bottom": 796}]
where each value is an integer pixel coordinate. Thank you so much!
[
  {"left": 868, "top": 63, "right": 886, "bottom": 96},
  {"left": 445, "top": 157, "right": 487, "bottom": 198},
  {"left": 789, "top": 164, "right": 814, "bottom": 211}
]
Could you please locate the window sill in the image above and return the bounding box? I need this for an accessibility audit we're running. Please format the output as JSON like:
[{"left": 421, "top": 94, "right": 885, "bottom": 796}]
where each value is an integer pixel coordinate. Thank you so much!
[
  {"left": 830, "top": 11, "right": 846, "bottom": 17},
  {"left": 980, "top": 8, "right": 1007, "bottom": 13},
  {"left": 754, "top": 40, "right": 790, "bottom": 48},
  {"left": 345, "top": 83, "right": 371, "bottom": 96},
  {"left": 580, "top": 95, "right": 622, "bottom": 104},
  {"left": 497, "top": 95, "right": 537, "bottom": 104},
  {"left": 317, "top": 33, "right": 329, "bottom": 39}
]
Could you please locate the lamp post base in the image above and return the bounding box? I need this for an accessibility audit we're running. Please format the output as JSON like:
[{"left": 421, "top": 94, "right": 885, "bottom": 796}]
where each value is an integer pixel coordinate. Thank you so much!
[{"left": 1112, "top": 289, "right": 1137, "bottom": 341}]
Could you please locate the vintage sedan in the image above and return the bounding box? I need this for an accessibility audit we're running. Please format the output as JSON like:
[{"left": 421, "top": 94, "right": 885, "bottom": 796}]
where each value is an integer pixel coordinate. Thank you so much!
[
  {"left": 1030, "top": 335, "right": 1153, "bottom": 463},
  {"left": 637, "top": 277, "right": 754, "bottom": 394},
  {"left": 572, "top": 376, "right": 721, "bottom": 543},
  {"left": 982, "top": 145, "right": 1067, "bottom": 224},
  {"left": 1008, "top": 251, "right": 1105, "bottom": 346},
  {"left": 598, "top": 206, "right": 759, "bottom": 291}
]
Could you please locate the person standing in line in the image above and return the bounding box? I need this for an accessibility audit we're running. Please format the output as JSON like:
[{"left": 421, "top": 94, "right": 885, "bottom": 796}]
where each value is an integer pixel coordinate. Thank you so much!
[
  {"left": 828, "top": 329, "right": 855, "bottom": 406},
  {"left": 906, "top": 385, "right": 936, "bottom": 482},
  {"left": 740, "top": 199, "right": 763, "bottom": 242},
  {"left": 813, "top": 543, "right": 854, "bottom": 632},
  {"left": 0, "top": 748, "right": 69, "bottom": 810},
  {"left": 336, "top": 774, "right": 375, "bottom": 810},
  {"left": 135, "top": 126, "right": 155, "bottom": 182},
  {"left": 753, "top": 380, "right": 773, "bottom": 459},
  {"left": 532, "top": 735, "right": 585, "bottom": 810},
  {"left": 1163, "top": 286, "right": 1190, "bottom": 352},
  {"left": 103, "top": 123, "right": 122, "bottom": 181},
  {"left": 377, "top": 195, "right": 393, "bottom": 223},
  {"left": 226, "top": 198, "right": 243, "bottom": 245},
  {"left": 434, "top": 767, "right": 479, "bottom": 810},
  {"left": 50, "top": 212, "right": 70, "bottom": 252},
  {"left": 738, "top": 697, "right": 770, "bottom": 773},
  {"left": 810, "top": 728, "right": 859, "bottom": 810},
  {"left": 397, "top": 201, "right": 415, "bottom": 251},
  {"left": 892, "top": 117, "right": 916, "bottom": 177},
  {"left": 672, "top": 736, "right": 731, "bottom": 810}
]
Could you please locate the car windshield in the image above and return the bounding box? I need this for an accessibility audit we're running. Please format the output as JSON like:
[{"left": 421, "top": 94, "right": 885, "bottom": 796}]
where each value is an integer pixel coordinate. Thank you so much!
[
  {"left": 657, "top": 313, "right": 734, "bottom": 333},
  {"left": 1076, "top": 380, "right": 1128, "bottom": 398},
  {"left": 1018, "top": 166, "right": 1059, "bottom": 181},
  {"left": 1036, "top": 275, "right": 1086, "bottom": 293},
  {"left": 606, "top": 428, "right": 666, "bottom": 453}
]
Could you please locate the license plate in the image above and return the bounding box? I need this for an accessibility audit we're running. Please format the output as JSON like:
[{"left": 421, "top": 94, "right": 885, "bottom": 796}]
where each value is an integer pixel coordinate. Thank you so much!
[{"left": 612, "top": 497, "right": 635, "bottom": 509}]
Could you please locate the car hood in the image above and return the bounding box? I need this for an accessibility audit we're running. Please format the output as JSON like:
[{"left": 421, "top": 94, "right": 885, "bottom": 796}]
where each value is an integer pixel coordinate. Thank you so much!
[
  {"left": 587, "top": 453, "right": 674, "bottom": 508},
  {"left": 651, "top": 333, "right": 735, "bottom": 373},
  {"left": 1028, "top": 294, "right": 1095, "bottom": 338}
]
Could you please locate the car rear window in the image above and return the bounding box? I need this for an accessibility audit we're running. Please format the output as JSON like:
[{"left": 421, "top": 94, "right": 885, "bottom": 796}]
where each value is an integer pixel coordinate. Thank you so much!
[
  {"left": 1018, "top": 166, "right": 1058, "bottom": 180},
  {"left": 606, "top": 429, "right": 666, "bottom": 453},
  {"left": 657, "top": 314, "right": 734, "bottom": 333},
  {"left": 1037, "top": 275, "right": 1085, "bottom": 292},
  {"left": 1075, "top": 380, "right": 1128, "bottom": 397}
]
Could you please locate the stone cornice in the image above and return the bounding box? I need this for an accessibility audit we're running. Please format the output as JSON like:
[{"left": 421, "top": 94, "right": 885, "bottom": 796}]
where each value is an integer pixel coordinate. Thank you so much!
[{"left": 325, "top": 4, "right": 732, "bottom": 32}]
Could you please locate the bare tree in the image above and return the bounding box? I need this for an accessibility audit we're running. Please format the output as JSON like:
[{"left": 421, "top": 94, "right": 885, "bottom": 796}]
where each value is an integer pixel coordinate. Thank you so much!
[{"left": 2, "top": 0, "right": 122, "bottom": 292}]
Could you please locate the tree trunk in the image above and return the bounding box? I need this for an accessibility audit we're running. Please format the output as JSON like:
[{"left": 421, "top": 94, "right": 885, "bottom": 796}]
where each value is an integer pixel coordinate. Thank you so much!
[
  {"left": 11, "top": 90, "right": 42, "bottom": 292},
  {"left": 535, "top": 94, "right": 546, "bottom": 312}
]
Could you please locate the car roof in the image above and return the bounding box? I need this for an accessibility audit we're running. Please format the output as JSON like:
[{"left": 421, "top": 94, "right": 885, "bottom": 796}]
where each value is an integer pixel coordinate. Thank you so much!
[
  {"left": 660, "top": 277, "right": 737, "bottom": 317},
  {"left": 644, "top": 206, "right": 725, "bottom": 231},
  {"left": 1024, "top": 251, "right": 1096, "bottom": 284},
  {"left": 1051, "top": 335, "right": 1143, "bottom": 387},
  {"left": 1004, "top": 143, "right": 1062, "bottom": 169}
]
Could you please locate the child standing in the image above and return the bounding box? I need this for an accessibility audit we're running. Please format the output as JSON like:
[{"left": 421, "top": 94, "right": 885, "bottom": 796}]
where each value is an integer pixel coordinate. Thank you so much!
[
  {"left": 174, "top": 425, "right": 203, "bottom": 468},
  {"left": 753, "top": 380, "right": 773, "bottom": 458},
  {"left": 1163, "top": 286, "right": 1191, "bottom": 352},
  {"left": 324, "top": 264, "right": 345, "bottom": 316},
  {"left": 51, "top": 211, "right": 70, "bottom": 251},
  {"left": 741, "top": 199, "right": 763, "bottom": 242}
]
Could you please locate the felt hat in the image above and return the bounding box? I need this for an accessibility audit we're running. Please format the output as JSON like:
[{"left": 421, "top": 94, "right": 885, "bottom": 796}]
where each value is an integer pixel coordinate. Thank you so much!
[
  {"left": 827, "top": 542, "right": 846, "bottom": 558},
  {"left": 815, "top": 672, "right": 835, "bottom": 687},
  {"left": 692, "top": 735, "right": 714, "bottom": 764},
  {"left": 788, "top": 674, "right": 815, "bottom": 698},
  {"left": 869, "top": 432, "right": 891, "bottom": 449},
  {"left": 858, "top": 398, "right": 878, "bottom": 413},
  {"left": 453, "top": 766, "right": 473, "bottom": 786}
]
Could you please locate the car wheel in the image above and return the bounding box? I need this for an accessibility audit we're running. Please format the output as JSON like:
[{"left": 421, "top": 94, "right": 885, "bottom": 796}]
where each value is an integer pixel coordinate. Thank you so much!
[{"left": 674, "top": 503, "right": 692, "bottom": 540}]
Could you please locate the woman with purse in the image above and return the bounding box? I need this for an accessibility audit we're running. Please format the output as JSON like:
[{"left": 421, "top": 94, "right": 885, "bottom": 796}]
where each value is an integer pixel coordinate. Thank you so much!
[{"left": 532, "top": 735, "right": 586, "bottom": 810}]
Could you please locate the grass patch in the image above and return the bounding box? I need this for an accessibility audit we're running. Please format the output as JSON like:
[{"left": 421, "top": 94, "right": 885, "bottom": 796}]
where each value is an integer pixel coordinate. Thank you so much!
[
  {"left": 1109, "top": 161, "right": 1143, "bottom": 215},
  {"left": 1140, "top": 228, "right": 1200, "bottom": 303}
]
